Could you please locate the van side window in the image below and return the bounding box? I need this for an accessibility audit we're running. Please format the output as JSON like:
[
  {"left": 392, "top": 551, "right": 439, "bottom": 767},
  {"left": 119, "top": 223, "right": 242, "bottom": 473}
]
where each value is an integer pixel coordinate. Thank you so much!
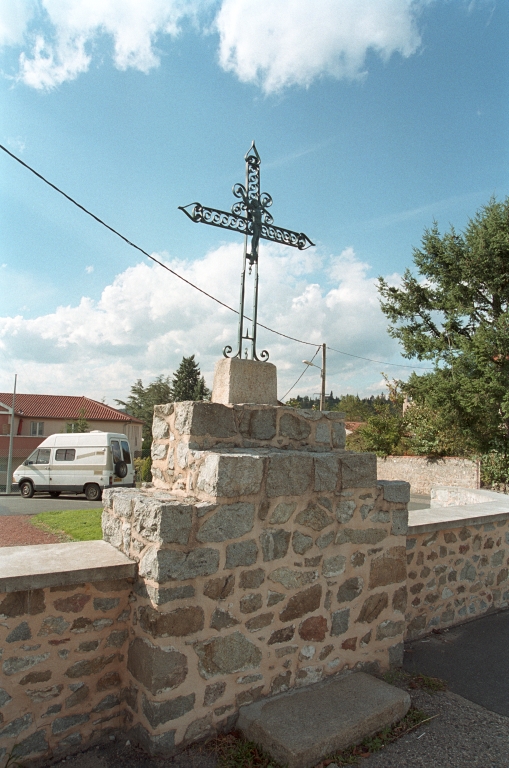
[
  {"left": 121, "top": 441, "right": 131, "bottom": 464},
  {"left": 35, "top": 449, "right": 51, "bottom": 464},
  {"left": 111, "top": 441, "right": 122, "bottom": 464},
  {"left": 55, "top": 449, "right": 76, "bottom": 461}
]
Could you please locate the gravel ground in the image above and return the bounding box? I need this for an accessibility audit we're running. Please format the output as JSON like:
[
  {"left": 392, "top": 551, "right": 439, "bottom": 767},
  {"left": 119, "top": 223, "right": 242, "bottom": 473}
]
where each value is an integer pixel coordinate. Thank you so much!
[
  {"left": 48, "top": 683, "right": 509, "bottom": 768},
  {"left": 364, "top": 686, "right": 509, "bottom": 768},
  {"left": 0, "top": 514, "right": 62, "bottom": 546}
]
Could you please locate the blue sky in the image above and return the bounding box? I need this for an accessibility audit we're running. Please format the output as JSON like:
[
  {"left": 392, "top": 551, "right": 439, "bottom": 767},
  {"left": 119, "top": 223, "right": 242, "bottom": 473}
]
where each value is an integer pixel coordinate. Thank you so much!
[{"left": 0, "top": 0, "right": 507, "bottom": 404}]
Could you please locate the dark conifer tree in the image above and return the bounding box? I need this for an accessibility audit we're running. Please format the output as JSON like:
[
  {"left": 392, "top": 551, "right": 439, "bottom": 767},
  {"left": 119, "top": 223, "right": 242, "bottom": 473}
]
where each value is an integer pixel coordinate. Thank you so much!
[{"left": 171, "top": 355, "right": 211, "bottom": 402}]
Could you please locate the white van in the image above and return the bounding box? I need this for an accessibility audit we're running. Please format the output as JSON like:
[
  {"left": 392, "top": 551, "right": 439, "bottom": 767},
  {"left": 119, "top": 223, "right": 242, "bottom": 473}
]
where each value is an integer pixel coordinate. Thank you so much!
[{"left": 13, "top": 431, "right": 135, "bottom": 501}]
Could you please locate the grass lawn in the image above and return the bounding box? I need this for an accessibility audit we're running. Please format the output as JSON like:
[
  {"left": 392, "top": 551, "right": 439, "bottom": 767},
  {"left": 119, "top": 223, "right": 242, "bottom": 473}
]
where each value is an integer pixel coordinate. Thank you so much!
[{"left": 30, "top": 508, "right": 103, "bottom": 541}]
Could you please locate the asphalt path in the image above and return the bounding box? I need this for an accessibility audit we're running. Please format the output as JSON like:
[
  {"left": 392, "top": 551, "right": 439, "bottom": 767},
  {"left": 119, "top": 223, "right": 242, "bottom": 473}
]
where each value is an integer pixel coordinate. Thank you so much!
[
  {"left": 0, "top": 494, "right": 99, "bottom": 515},
  {"left": 404, "top": 609, "right": 509, "bottom": 717}
]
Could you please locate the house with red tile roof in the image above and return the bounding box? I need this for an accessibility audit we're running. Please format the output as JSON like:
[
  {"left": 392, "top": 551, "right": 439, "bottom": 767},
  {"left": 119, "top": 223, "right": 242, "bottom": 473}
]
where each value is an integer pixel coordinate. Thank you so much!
[{"left": 0, "top": 394, "right": 143, "bottom": 485}]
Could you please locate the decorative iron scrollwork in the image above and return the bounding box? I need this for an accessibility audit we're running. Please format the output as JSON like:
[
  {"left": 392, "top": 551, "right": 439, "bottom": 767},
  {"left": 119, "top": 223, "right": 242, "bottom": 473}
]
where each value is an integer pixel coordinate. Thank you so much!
[{"left": 179, "top": 142, "right": 314, "bottom": 363}]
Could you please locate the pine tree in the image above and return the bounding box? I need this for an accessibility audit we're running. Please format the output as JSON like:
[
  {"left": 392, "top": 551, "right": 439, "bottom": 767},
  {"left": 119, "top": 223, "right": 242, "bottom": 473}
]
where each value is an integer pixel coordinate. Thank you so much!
[
  {"left": 171, "top": 355, "right": 210, "bottom": 402},
  {"left": 378, "top": 197, "right": 509, "bottom": 456}
]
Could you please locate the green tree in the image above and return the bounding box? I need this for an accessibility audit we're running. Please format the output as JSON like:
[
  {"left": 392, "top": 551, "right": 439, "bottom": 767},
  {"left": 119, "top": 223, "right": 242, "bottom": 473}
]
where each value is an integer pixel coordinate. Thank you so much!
[
  {"left": 378, "top": 197, "right": 509, "bottom": 457},
  {"left": 116, "top": 375, "right": 172, "bottom": 447},
  {"left": 66, "top": 408, "right": 89, "bottom": 433},
  {"left": 171, "top": 355, "right": 210, "bottom": 402},
  {"left": 352, "top": 378, "right": 409, "bottom": 456},
  {"left": 134, "top": 455, "right": 152, "bottom": 483}
]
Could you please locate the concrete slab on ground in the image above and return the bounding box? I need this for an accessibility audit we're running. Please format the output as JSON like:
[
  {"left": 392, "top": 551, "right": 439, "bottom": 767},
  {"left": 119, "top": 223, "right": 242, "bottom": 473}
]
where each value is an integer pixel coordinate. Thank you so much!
[
  {"left": 237, "top": 671, "right": 410, "bottom": 768},
  {"left": 404, "top": 608, "right": 509, "bottom": 718}
]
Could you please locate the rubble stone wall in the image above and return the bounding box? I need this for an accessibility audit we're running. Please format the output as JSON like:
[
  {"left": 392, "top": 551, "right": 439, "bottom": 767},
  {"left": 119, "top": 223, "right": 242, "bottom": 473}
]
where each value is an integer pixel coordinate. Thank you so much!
[
  {"left": 405, "top": 487, "right": 509, "bottom": 638},
  {"left": 377, "top": 456, "right": 480, "bottom": 495},
  {"left": 101, "top": 401, "right": 411, "bottom": 755},
  {"left": 0, "top": 577, "right": 133, "bottom": 765},
  {"left": 149, "top": 402, "right": 347, "bottom": 496}
]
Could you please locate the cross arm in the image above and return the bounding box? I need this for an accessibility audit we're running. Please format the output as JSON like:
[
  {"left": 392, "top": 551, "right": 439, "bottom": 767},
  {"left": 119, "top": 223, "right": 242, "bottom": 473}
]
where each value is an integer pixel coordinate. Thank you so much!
[
  {"left": 260, "top": 222, "right": 314, "bottom": 250},
  {"left": 179, "top": 203, "right": 249, "bottom": 236},
  {"left": 179, "top": 203, "right": 314, "bottom": 250}
]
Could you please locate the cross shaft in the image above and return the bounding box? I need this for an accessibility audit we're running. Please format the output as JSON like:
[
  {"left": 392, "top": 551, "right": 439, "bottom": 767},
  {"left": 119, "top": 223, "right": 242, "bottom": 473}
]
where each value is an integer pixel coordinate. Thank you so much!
[{"left": 179, "top": 142, "right": 314, "bottom": 361}]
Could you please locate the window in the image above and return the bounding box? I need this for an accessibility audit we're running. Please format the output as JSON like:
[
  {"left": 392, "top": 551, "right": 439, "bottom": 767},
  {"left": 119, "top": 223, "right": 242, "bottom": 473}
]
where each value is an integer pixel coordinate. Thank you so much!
[
  {"left": 0, "top": 457, "right": 7, "bottom": 471},
  {"left": 121, "top": 440, "right": 131, "bottom": 464},
  {"left": 30, "top": 422, "right": 44, "bottom": 436},
  {"left": 35, "top": 449, "right": 50, "bottom": 464},
  {"left": 111, "top": 440, "right": 122, "bottom": 464},
  {"left": 55, "top": 449, "right": 76, "bottom": 462}
]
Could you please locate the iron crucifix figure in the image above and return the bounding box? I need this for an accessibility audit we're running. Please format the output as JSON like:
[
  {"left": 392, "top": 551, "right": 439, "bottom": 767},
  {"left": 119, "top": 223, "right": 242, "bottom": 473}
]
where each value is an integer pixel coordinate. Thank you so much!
[{"left": 179, "top": 142, "right": 314, "bottom": 362}]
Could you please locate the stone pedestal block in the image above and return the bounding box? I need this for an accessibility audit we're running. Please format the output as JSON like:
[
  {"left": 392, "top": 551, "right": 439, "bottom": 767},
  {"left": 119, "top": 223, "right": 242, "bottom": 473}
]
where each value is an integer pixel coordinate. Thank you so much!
[{"left": 212, "top": 358, "right": 278, "bottom": 405}]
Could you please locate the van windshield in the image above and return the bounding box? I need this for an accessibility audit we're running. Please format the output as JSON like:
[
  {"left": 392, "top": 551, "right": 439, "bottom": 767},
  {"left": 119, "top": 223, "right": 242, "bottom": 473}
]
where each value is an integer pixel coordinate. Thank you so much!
[{"left": 121, "top": 441, "right": 131, "bottom": 464}]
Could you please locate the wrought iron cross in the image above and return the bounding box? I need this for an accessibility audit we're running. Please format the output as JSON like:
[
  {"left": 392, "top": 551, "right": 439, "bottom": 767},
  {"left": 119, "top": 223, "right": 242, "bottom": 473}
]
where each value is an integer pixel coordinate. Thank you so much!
[{"left": 179, "top": 142, "right": 314, "bottom": 362}]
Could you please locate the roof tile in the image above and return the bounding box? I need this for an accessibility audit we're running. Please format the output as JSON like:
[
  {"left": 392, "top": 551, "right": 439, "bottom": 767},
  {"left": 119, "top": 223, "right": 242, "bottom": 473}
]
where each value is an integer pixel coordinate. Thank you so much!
[{"left": 0, "top": 394, "right": 143, "bottom": 423}]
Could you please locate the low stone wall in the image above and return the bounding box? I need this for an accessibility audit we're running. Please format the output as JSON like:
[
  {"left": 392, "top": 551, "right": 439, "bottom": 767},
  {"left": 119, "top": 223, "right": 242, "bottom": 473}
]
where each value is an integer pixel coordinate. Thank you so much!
[
  {"left": 405, "top": 487, "right": 509, "bottom": 639},
  {"left": 0, "top": 541, "right": 136, "bottom": 766},
  {"left": 377, "top": 456, "right": 480, "bottom": 495},
  {"left": 4, "top": 399, "right": 508, "bottom": 766}
]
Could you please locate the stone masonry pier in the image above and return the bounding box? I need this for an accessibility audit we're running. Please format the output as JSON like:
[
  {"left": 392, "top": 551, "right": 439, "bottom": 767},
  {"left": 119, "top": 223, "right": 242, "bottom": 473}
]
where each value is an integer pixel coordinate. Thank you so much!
[{"left": 101, "top": 402, "right": 410, "bottom": 755}]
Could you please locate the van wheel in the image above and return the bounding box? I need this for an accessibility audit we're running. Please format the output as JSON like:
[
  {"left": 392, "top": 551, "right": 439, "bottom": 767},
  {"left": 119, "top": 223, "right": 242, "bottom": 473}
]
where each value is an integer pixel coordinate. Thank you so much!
[
  {"left": 20, "top": 481, "right": 34, "bottom": 499},
  {"left": 85, "top": 484, "right": 102, "bottom": 502},
  {"left": 114, "top": 461, "right": 128, "bottom": 479},
  {"left": 49, "top": 491, "right": 61, "bottom": 498}
]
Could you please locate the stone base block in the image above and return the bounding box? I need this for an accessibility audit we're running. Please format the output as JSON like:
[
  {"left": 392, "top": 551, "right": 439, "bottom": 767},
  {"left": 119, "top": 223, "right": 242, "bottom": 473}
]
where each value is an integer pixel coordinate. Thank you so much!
[
  {"left": 237, "top": 672, "right": 410, "bottom": 768},
  {"left": 212, "top": 358, "right": 277, "bottom": 405}
]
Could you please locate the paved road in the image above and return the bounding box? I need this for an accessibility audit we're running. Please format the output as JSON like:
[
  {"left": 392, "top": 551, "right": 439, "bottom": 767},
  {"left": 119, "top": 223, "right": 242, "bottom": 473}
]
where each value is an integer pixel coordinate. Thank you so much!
[
  {"left": 0, "top": 494, "right": 99, "bottom": 515},
  {"left": 404, "top": 609, "right": 509, "bottom": 717}
]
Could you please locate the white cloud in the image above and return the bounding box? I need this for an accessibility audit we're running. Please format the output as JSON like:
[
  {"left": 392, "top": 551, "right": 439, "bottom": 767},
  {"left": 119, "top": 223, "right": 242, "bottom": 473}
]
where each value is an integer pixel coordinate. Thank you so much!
[
  {"left": 8, "top": 0, "right": 206, "bottom": 90},
  {"left": 216, "top": 0, "right": 424, "bottom": 93},
  {"left": 1, "top": 0, "right": 426, "bottom": 91},
  {"left": 6, "top": 136, "right": 26, "bottom": 153},
  {"left": 85, "top": 265, "right": 94, "bottom": 274},
  {"left": 0, "top": 0, "right": 35, "bottom": 47},
  {"left": 0, "top": 244, "right": 411, "bottom": 402}
]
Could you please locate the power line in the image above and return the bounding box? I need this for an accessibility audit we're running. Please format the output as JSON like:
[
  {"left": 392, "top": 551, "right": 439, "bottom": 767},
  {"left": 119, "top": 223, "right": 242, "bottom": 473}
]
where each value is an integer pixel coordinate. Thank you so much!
[
  {"left": 0, "top": 144, "right": 317, "bottom": 349},
  {"left": 281, "top": 346, "right": 321, "bottom": 400},
  {"left": 0, "top": 144, "right": 435, "bottom": 370},
  {"left": 326, "top": 346, "right": 433, "bottom": 371}
]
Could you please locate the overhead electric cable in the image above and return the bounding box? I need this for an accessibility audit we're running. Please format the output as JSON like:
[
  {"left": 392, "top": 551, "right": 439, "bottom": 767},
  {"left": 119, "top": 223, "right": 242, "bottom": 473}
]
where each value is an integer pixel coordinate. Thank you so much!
[
  {"left": 0, "top": 144, "right": 317, "bottom": 348},
  {"left": 326, "top": 346, "right": 433, "bottom": 371},
  {"left": 0, "top": 144, "right": 433, "bottom": 369}
]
